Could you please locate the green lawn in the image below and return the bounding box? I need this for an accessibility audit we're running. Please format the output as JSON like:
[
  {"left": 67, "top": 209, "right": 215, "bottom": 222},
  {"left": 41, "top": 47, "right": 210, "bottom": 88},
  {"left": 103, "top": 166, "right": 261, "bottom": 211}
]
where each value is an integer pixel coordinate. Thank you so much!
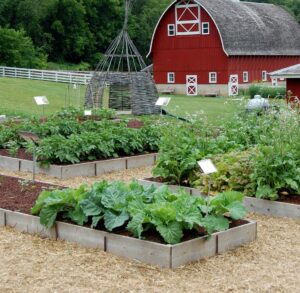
[
  {"left": 0, "top": 77, "right": 86, "bottom": 117},
  {"left": 164, "top": 95, "right": 245, "bottom": 124},
  {"left": 0, "top": 77, "right": 247, "bottom": 122}
]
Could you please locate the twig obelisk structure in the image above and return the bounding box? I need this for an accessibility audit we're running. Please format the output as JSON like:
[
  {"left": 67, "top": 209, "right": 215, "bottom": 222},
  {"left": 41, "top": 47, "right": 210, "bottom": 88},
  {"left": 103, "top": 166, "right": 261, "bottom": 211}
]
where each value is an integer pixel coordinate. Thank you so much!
[{"left": 85, "top": 0, "right": 160, "bottom": 115}]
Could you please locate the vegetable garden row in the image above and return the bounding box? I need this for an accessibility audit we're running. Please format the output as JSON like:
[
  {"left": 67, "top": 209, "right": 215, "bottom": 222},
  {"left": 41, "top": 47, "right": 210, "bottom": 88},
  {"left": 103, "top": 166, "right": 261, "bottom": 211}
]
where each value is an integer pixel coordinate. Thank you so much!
[
  {"left": 0, "top": 105, "right": 299, "bottom": 267},
  {"left": 0, "top": 107, "right": 160, "bottom": 166}
]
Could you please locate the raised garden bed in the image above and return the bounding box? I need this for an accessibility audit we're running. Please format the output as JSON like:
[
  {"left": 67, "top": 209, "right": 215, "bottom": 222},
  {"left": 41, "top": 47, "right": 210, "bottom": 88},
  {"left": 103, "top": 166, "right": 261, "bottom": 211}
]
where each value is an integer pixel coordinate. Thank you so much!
[
  {"left": 0, "top": 208, "right": 256, "bottom": 268},
  {"left": 0, "top": 152, "right": 157, "bottom": 178},
  {"left": 138, "top": 179, "right": 300, "bottom": 220},
  {"left": 0, "top": 175, "right": 256, "bottom": 268}
]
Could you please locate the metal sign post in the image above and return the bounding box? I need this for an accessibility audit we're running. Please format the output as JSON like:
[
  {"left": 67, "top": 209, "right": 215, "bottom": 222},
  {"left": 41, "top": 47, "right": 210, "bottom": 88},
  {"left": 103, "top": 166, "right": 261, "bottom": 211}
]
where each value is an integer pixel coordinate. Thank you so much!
[
  {"left": 34, "top": 96, "right": 49, "bottom": 117},
  {"left": 155, "top": 97, "right": 171, "bottom": 115},
  {"left": 197, "top": 159, "right": 218, "bottom": 196},
  {"left": 19, "top": 132, "right": 40, "bottom": 184}
]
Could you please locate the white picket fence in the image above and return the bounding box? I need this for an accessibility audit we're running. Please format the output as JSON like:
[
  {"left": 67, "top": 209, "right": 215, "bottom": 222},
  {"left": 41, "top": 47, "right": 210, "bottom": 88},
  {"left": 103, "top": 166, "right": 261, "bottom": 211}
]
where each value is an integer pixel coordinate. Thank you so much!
[{"left": 0, "top": 66, "right": 93, "bottom": 85}]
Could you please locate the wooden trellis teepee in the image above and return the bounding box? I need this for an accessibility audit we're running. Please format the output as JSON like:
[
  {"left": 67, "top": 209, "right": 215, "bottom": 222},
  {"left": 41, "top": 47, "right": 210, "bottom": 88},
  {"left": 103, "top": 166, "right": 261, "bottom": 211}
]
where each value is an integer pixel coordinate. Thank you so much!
[{"left": 85, "top": 0, "right": 160, "bottom": 115}]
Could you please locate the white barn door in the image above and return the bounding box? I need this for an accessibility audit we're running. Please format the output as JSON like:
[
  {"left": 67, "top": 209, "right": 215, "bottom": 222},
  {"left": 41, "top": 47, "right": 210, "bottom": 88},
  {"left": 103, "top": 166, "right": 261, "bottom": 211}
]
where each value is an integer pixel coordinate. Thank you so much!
[
  {"left": 228, "top": 75, "right": 239, "bottom": 96},
  {"left": 186, "top": 75, "right": 197, "bottom": 96}
]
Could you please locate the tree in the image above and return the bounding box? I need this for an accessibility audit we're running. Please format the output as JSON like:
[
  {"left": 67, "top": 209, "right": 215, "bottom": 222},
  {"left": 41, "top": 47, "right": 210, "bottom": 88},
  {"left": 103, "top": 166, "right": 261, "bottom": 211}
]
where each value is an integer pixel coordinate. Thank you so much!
[
  {"left": 0, "top": 27, "right": 47, "bottom": 68},
  {"left": 42, "top": 0, "right": 93, "bottom": 63},
  {"left": 128, "top": 0, "right": 171, "bottom": 58}
]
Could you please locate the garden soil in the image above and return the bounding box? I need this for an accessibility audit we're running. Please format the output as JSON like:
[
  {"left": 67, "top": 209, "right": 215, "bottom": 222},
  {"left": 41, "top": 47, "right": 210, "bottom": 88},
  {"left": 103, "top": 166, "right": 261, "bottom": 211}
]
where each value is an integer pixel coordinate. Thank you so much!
[{"left": 0, "top": 167, "right": 299, "bottom": 292}]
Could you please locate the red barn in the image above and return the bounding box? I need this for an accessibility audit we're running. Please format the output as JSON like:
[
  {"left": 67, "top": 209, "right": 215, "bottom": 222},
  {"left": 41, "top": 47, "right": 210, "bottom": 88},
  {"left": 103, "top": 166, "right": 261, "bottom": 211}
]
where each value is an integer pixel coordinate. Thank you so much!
[{"left": 147, "top": 0, "right": 300, "bottom": 96}]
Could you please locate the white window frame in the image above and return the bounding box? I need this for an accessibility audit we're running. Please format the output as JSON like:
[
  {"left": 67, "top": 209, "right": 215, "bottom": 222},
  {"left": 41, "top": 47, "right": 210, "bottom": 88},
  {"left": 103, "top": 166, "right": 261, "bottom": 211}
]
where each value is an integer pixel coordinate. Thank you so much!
[
  {"left": 175, "top": 1, "right": 201, "bottom": 35},
  {"left": 243, "top": 71, "right": 249, "bottom": 83},
  {"left": 168, "top": 24, "right": 175, "bottom": 36},
  {"left": 167, "top": 72, "right": 175, "bottom": 84},
  {"left": 209, "top": 72, "right": 217, "bottom": 84},
  {"left": 202, "top": 22, "right": 210, "bottom": 35},
  {"left": 272, "top": 78, "right": 278, "bottom": 86},
  {"left": 262, "top": 71, "right": 267, "bottom": 82}
]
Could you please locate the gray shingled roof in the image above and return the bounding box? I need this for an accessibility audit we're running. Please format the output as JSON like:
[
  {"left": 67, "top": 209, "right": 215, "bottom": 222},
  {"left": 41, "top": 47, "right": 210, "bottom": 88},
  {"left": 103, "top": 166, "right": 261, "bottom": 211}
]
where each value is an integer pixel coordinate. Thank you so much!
[
  {"left": 269, "top": 63, "right": 300, "bottom": 78},
  {"left": 197, "top": 0, "right": 300, "bottom": 55}
]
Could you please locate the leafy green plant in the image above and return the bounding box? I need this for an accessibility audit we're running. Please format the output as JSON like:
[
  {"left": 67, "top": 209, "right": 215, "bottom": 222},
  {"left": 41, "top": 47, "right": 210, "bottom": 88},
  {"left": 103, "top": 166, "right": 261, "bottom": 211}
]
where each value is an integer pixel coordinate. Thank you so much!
[
  {"left": 196, "top": 150, "right": 255, "bottom": 196},
  {"left": 32, "top": 180, "right": 247, "bottom": 245},
  {"left": 248, "top": 83, "right": 285, "bottom": 99},
  {"left": 31, "top": 185, "right": 89, "bottom": 228}
]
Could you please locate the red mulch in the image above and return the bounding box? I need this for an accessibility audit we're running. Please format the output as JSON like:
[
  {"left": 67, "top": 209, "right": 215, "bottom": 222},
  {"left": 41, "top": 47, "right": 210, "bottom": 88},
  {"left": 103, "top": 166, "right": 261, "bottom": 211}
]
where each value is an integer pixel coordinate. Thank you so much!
[
  {"left": 0, "top": 148, "right": 33, "bottom": 160},
  {"left": 0, "top": 175, "right": 60, "bottom": 214}
]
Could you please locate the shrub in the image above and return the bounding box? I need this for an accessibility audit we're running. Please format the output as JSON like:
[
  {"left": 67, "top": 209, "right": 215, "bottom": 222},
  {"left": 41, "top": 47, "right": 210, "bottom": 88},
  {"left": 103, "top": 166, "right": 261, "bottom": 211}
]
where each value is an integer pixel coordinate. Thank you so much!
[
  {"left": 248, "top": 83, "right": 285, "bottom": 99},
  {"left": 0, "top": 27, "right": 47, "bottom": 68}
]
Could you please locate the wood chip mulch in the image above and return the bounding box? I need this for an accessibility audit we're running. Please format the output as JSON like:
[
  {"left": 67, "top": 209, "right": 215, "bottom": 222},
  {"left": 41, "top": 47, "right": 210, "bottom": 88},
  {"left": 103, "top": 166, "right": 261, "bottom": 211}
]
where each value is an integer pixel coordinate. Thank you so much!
[{"left": 0, "top": 167, "right": 299, "bottom": 292}]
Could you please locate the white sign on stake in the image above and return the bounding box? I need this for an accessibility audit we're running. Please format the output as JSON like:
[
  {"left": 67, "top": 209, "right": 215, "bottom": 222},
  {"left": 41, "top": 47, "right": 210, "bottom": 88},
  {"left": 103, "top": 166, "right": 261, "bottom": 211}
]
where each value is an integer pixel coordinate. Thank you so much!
[
  {"left": 84, "top": 110, "right": 92, "bottom": 116},
  {"left": 34, "top": 96, "right": 49, "bottom": 105},
  {"left": 155, "top": 97, "right": 171, "bottom": 106},
  {"left": 198, "top": 159, "right": 217, "bottom": 174}
]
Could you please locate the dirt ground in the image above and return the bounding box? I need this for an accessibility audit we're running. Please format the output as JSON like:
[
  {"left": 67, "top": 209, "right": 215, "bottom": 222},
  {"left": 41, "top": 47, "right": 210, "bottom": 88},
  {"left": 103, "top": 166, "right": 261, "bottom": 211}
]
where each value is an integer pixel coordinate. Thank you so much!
[{"left": 0, "top": 168, "right": 300, "bottom": 292}]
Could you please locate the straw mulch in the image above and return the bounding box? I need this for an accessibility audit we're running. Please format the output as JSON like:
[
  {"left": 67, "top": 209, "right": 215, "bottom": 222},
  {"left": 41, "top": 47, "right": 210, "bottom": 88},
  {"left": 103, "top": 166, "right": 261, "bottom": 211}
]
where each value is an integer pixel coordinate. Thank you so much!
[
  {"left": 0, "top": 168, "right": 299, "bottom": 292},
  {"left": 0, "top": 166, "right": 153, "bottom": 188}
]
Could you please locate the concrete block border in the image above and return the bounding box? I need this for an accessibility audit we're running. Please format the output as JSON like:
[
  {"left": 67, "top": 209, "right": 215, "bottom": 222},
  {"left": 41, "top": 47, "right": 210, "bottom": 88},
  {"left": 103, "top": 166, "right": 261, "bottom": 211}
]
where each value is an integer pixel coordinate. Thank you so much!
[
  {"left": 0, "top": 208, "right": 256, "bottom": 268},
  {"left": 0, "top": 153, "right": 157, "bottom": 179},
  {"left": 138, "top": 179, "right": 300, "bottom": 220},
  {"left": 5, "top": 210, "right": 56, "bottom": 239},
  {"left": 243, "top": 197, "right": 300, "bottom": 220},
  {"left": 56, "top": 221, "right": 106, "bottom": 250}
]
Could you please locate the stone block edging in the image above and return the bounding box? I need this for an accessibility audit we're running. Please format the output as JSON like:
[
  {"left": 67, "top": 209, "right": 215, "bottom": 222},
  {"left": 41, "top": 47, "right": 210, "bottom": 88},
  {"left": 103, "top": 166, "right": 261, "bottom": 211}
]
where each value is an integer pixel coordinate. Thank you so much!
[
  {"left": 138, "top": 179, "right": 300, "bottom": 220},
  {"left": 0, "top": 208, "right": 256, "bottom": 268}
]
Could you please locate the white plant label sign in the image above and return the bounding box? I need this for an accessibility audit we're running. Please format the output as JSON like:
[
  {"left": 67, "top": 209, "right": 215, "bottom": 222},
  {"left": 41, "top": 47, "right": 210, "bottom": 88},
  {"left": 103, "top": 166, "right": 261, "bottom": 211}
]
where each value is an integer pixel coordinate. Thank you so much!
[
  {"left": 155, "top": 97, "right": 171, "bottom": 106},
  {"left": 34, "top": 96, "right": 49, "bottom": 105},
  {"left": 84, "top": 110, "right": 92, "bottom": 116},
  {"left": 198, "top": 159, "right": 217, "bottom": 174}
]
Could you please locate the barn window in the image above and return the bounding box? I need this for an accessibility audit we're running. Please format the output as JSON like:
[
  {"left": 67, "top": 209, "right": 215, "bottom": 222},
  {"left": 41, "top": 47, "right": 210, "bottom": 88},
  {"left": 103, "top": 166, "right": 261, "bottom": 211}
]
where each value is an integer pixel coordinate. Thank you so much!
[
  {"left": 167, "top": 72, "right": 175, "bottom": 83},
  {"left": 262, "top": 71, "right": 267, "bottom": 81},
  {"left": 202, "top": 22, "right": 210, "bottom": 35},
  {"left": 243, "top": 71, "right": 249, "bottom": 83},
  {"left": 175, "top": 0, "right": 201, "bottom": 35},
  {"left": 209, "top": 72, "right": 217, "bottom": 83},
  {"left": 272, "top": 78, "right": 278, "bottom": 86},
  {"left": 168, "top": 24, "right": 175, "bottom": 36}
]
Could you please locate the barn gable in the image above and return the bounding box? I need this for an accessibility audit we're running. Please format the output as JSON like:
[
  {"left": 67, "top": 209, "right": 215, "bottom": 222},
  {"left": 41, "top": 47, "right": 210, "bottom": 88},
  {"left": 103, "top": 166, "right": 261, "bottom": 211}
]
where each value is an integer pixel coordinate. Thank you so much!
[{"left": 148, "top": 0, "right": 300, "bottom": 57}]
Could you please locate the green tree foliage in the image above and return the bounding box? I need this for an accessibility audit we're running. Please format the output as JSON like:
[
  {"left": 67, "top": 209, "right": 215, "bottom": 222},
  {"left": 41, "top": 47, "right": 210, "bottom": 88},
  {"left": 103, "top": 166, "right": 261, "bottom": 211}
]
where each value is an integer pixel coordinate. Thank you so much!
[
  {"left": 0, "top": 27, "right": 47, "bottom": 68},
  {"left": 128, "top": 0, "right": 172, "bottom": 57}
]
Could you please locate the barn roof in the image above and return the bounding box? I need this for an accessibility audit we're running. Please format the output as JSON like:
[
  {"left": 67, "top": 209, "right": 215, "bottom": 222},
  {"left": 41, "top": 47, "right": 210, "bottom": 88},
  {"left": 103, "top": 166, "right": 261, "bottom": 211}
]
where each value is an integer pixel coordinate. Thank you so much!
[
  {"left": 148, "top": 0, "right": 300, "bottom": 57},
  {"left": 269, "top": 64, "right": 300, "bottom": 78}
]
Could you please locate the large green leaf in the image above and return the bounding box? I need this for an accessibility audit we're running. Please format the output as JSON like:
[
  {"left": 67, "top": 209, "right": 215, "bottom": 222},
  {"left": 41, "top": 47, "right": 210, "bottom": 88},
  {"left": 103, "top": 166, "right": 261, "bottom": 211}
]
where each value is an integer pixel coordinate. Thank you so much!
[
  {"left": 31, "top": 190, "right": 52, "bottom": 214},
  {"left": 156, "top": 221, "right": 183, "bottom": 244},
  {"left": 226, "top": 202, "right": 247, "bottom": 220},
  {"left": 39, "top": 205, "right": 60, "bottom": 228},
  {"left": 80, "top": 199, "right": 103, "bottom": 216},
  {"left": 101, "top": 182, "right": 127, "bottom": 210},
  {"left": 177, "top": 207, "right": 203, "bottom": 230},
  {"left": 126, "top": 213, "right": 145, "bottom": 238},
  {"left": 150, "top": 204, "right": 177, "bottom": 224},
  {"left": 68, "top": 205, "right": 87, "bottom": 226},
  {"left": 201, "top": 215, "right": 229, "bottom": 235},
  {"left": 91, "top": 215, "right": 104, "bottom": 229},
  {"left": 104, "top": 209, "right": 129, "bottom": 231}
]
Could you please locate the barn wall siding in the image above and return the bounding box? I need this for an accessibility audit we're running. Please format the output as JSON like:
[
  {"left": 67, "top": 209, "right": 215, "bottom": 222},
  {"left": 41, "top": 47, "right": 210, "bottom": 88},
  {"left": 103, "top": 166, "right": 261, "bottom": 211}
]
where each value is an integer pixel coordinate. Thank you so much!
[
  {"left": 152, "top": 3, "right": 228, "bottom": 85},
  {"left": 229, "top": 56, "right": 300, "bottom": 84}
]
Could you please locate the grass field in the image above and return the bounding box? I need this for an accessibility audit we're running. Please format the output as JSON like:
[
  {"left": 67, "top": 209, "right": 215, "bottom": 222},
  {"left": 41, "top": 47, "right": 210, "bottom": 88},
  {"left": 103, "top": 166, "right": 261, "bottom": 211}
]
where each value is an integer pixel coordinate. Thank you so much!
[
  {"left": 0, "top": 78, "right": 86, "bottom": 117},
  {"left": 0, "top": 77, "right": 246, "bottom": 122}
]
